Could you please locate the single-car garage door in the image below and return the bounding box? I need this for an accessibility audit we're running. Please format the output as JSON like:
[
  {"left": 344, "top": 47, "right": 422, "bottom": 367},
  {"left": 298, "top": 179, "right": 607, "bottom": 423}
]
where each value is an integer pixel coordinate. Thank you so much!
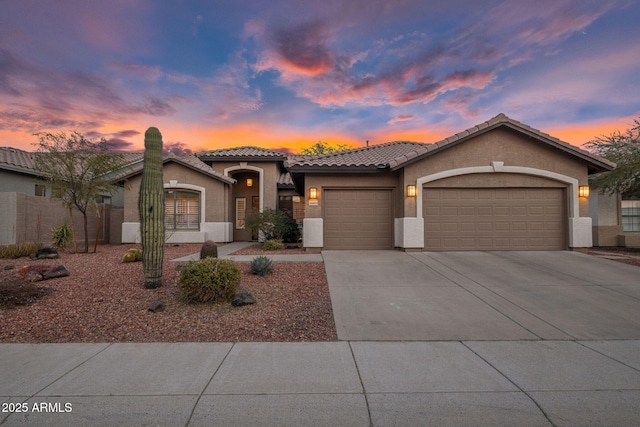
[
  {"left": 324, "top": 189, "right": 393, "bottom": 250},
  {"left": 424, "top": 188, "right": 566, "bottom": 250}
]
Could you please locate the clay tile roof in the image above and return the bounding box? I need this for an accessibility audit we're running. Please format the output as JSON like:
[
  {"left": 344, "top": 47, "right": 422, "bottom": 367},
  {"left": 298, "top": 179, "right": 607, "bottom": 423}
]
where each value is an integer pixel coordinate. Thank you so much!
[
  {"left": 389, "top": 113, "right": 616, "bottom": 171},
  {"left": 112, "top": 153, "right": 235, "bottom": 184},
  {"left": 0, "top": 147, "right": 38, "bottom": 172},
  {"left": 196, "top": 146, "right": 288, "bottom": 159},
  {"left": 285, "top": 141, "right": 428, "bottom": 169},
  {"left": 277, "top": 171, "right": 294, "bottom": 187}
]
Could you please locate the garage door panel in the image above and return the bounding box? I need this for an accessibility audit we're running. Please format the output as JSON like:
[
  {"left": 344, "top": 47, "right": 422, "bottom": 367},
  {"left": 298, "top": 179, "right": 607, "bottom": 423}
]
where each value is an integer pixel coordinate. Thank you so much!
[
  {"left": 424, "top": 188, "right": 566, "bottom": 250},
  {"left": 324, "top": 189, "right": 393, "bottom": 250}
]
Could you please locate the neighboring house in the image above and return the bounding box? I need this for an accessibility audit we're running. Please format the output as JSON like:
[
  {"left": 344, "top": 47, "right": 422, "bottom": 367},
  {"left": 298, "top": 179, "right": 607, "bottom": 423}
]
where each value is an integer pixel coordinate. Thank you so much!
[
  {"left": 0, "top": 147, "right": 134, "bottom": 245},
  {"left": 0, "top": 147, "right": 47, "bottom": 196},
  {"left": 590, "top": 192, "right": 640, "bottom": 247}
]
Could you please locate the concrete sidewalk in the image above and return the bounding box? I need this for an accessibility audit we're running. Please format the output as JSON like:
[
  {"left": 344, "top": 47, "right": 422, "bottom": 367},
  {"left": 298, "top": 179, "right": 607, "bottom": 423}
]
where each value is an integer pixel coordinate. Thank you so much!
[{"left": 1, "top": 340, "right": 639, "bottom": 426}]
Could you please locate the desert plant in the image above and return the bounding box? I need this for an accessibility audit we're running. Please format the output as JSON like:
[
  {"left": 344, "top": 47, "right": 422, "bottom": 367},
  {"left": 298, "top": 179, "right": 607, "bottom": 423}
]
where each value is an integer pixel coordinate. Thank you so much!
[
  {"left": 138, "top": 127, "right": 165, "bottom": 288},
  {"left": 263, "top": 239, "right": 284, "bottom": 251},
  {"left": 122, "top": 248, "right": 142, "bottom": 263},
  {"left": 245, "top": 208, "right": 299, "bottom": 242},
  {"left": 33, "top": 131, "right": 126, "bottom": 253},
  {"left": 281, "top": 215, "right": 301, "bottom": 243},
  {"left": 251, "top": 256, "right": 273, "bottom": 277},
  {"left": 200, "top": 240, "right": 218, "bottom": 259},
  {"left": 0, "top": 242, "right": 43, "bottom": 259},
  {"left": 50, "top": 221, "right": 73, "bottom": 250},
  {"left": 178, "top": 258, "right": 241, "bottom": 303}
]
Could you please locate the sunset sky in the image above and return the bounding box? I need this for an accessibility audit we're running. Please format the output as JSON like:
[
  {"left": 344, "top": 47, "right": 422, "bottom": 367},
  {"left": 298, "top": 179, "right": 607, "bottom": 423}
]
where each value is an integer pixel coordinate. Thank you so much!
[{"left": 1, "top": 0, "right": 639, "bottom": 154}]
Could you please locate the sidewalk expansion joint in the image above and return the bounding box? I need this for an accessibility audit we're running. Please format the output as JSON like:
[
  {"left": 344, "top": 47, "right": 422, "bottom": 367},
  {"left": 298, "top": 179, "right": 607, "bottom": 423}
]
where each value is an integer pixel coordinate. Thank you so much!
[{"left": 460, "top": 341, "right": 558, "bottom": 427}]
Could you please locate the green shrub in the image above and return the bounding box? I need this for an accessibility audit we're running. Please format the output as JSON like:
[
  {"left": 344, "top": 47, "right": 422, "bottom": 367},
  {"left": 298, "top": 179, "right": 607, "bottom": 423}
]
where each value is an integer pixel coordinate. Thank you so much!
[
  {"left": 178, "top": 258, "right": 240, "bottom": 303},
  {"left": 245, "top": 208, "right": 300, "bottom": 242},
  {"left": 0, "top": 242, "right": 43, "bottom": 259},
  {"left": 263, "top": 239, "right": 284, "bottom": 251},
  {"left": 281, "top": 215, "right": 301, "bottom": 243},
  {"left": 123, "top": 248, "right": 142, "bottom": 263},
  {"left": 200, "top": 240, "right": 218, "bottom": 259},
  {"left": 50, "top": 221, "right": 73, "bottom": 250},
  {"left": 251, "top": 256, "right": 273, "bottom": 277}
]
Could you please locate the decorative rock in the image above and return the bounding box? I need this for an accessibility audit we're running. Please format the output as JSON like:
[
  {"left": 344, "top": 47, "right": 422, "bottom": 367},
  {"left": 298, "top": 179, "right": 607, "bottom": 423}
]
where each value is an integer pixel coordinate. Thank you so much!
[
  {"left": 31, "top": 247, "right": 59, "bottom": 260},
  {"left": 148, "top": 299, "right": 165, "bottom": 312},
  {"left": 232, "top": 292, "right": 256, "bottom": 307},
  {"left": 25, "top": 272, "right": 44, "bottom": 282},
  {"left": 3, "top": 265, "right": 14, "bottom": 270},
  {"left": 42, "top": 265, "right": 69, "bottom": 280}
]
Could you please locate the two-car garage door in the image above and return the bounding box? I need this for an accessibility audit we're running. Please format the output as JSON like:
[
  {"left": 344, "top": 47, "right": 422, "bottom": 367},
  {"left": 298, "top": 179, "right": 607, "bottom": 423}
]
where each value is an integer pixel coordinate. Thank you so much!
[
  {"left": 322, "top": 187, "right": 566, "bottom": 251},
  {"left": 423, "top": 188, "right": 566, "bottom": 250}
]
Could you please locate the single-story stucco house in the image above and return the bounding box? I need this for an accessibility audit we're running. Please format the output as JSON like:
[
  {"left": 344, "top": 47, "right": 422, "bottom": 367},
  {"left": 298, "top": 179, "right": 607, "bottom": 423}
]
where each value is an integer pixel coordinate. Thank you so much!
[
  {"left": 2, "top": 113, "right": 638, "bottom": 250},
  {"left": 115, "top": 113, "right": 638, "bottom": 251}
]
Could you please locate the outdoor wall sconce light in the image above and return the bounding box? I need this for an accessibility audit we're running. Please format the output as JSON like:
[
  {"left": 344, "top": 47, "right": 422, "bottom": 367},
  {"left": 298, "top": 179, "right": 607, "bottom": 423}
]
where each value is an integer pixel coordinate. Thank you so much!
[
  {"left": 308, "top": 187, "right": 319, "bottom": 206},
  {"left": 578, "top": 185, "right": 590, "bottom": 198},
  {"left": 246, "top": 178, "right": 253, "bottom": 187},
  {"left": 407, "top": 185, "right": 417, "bottom": 197}
]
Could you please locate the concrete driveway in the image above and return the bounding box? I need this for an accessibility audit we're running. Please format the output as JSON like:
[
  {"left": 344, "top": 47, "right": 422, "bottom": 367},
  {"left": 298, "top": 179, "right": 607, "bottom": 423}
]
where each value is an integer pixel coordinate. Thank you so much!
[{"left": 323, "top": 250, "right": 640, "bottom": 341}]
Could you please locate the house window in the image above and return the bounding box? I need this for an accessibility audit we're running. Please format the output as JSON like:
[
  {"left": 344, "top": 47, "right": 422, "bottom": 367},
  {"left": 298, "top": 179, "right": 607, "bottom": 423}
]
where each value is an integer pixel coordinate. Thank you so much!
[
  {"left": 236, "top": 197, "right": 247, "bottom": 229},
  {"left": 279, "top": 196, "right": 293, "bottom": 216},
  {"left": 622, "top": 200, "right": 640, "bottom": 232},
  {"left": 95, "top": 195, "right": 111, "bottom": 204},
  {"left": 35, "top": 184, "right": 46, "bottom": 197},
  {"left": 165, "top": 190, "right": 200, "bottom": 230}
]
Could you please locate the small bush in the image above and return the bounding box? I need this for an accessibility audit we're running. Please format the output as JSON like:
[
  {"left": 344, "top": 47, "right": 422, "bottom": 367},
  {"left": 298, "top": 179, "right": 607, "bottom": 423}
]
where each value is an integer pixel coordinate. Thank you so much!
[
  {"left": 251, "top": 256, "right": 273, "bottom": 277},
  {"left": 200, "top": 240, "right": 218, "bottom": 259},
  {"left": 263, "top": 239, "right": 284, "bottom": 251},
  {"left": 0, "top": 242, "right": 43, "bottom": 259},
  {"left": 178, "top": 258, "right": 240, "bottom": 303},
  {"left": 50, "top": 221, "right": 73, "bottom": 250},
  {"left": 123, "top": 248, "right": 142, "bottom": 263},
  {"left": 245, "top": 208, "right": 299, "bottom": 242}
]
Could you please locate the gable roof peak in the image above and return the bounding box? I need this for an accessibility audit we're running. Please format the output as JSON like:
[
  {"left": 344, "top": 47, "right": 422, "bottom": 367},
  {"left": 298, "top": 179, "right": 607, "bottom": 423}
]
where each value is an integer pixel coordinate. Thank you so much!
[{"left": 196, "top": 146, "right": 288, "bottom": 158}]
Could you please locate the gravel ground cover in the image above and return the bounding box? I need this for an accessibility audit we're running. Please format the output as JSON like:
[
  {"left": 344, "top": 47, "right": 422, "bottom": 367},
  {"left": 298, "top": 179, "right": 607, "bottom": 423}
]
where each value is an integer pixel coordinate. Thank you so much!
[
  {"left": 587, "top": 247, "right": 640, "bottom": 268},
  {"left": 230, "top": 242, "right": 306, "bottom": 255},
  {"left": 0, "top": 244, "right": 336, "bottom": 343}
]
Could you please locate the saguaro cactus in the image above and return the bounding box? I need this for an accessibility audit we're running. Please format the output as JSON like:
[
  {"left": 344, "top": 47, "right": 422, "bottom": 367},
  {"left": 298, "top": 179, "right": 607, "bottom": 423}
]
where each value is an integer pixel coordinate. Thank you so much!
[{"left": 139, "top": 127, "right": 165, "bottom": 288}]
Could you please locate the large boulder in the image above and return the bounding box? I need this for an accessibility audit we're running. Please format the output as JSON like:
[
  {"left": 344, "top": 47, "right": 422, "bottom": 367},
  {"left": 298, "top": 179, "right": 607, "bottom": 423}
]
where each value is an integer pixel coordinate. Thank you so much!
[
  {"left": 30, "top": 247, "right": 59, "bottom": 260},
  {"left": 42, "top": 265, "right": 69, "bottom": 280},
  {"left": 232, "top": 292, "right": 256, "bottom": 307}
]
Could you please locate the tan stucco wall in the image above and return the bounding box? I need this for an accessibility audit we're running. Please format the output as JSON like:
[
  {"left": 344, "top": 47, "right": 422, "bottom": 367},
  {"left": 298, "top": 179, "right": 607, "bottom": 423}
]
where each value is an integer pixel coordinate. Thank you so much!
[
  {"left": 403, "top": 128, "right": 591, "bottom": 217},
  {"left": 590, "top": 192, "right": 623, "bottom": 246},
  {"left": 304, "top": 172, "right": 400, "bottom": 219},
  {"left": 123, "top": 162, "right": 229, "bottom": 222},
  {"left": 210, "top": 161, "right": 279, "bottom": 211}
]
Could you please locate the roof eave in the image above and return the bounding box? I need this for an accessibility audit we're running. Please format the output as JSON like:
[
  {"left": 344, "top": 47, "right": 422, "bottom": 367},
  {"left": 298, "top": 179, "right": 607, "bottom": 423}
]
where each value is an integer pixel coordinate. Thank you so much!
[
  {"left": 389, "top": 121, "right": 616, "bottom": 172},
  {"left": 286, "top": 165, "right": 389, "bottom": 174},
  {"left": 114, "top": 158, "right": 236, "bottom": 185},
  {"left": 196, "top": 155, "right": 286, "bottom": 162},
  {"left": 0, "top": 164, "right": 45, "bottom": 177}
]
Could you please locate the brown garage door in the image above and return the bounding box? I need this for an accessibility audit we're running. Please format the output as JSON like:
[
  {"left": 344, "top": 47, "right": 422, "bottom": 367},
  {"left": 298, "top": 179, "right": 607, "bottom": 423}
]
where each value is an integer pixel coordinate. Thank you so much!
[
  {"left": 324, "top": 189, "right": 393, "bottom": 250},
  {"left": 424, "top": 188, "right": 566, "bottom": 250}
]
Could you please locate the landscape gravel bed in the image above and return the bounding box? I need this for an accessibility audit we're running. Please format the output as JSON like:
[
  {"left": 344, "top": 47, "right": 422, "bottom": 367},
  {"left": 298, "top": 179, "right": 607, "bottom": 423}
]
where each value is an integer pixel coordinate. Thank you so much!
[
  {"left": 0, "top": 244, "right": 337, "bottom": 343},
  {"left": 230, "top": 242, "right": 307, "bottom": 255}
]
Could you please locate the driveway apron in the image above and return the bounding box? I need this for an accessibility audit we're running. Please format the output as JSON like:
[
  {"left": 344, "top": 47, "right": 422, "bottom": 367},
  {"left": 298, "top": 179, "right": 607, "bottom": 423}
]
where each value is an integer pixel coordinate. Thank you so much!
[{"left": 322, "top": 250, "right": 640, "bottom": 341}]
